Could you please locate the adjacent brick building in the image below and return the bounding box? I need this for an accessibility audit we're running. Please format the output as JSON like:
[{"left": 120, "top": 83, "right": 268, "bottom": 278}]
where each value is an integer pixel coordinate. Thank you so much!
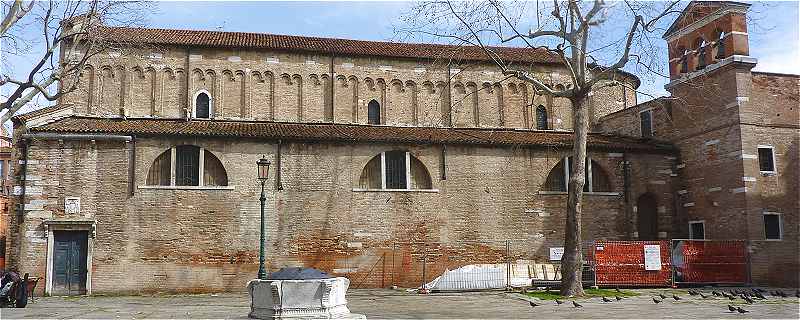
[
  {"left": 599, "top": 1, "right": 798, "bottom": 287},
  {"left": 2, "top": 1, "right": 796, "bottom": 295}
]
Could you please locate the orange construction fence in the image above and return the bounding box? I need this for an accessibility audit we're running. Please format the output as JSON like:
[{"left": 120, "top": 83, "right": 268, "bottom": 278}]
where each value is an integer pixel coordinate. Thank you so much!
[
  {"left": 593, "top": 240, "right": 672, "bottom": 287},
  {"left": 672, "top": 240, "right": 748, "bottom": 284}
]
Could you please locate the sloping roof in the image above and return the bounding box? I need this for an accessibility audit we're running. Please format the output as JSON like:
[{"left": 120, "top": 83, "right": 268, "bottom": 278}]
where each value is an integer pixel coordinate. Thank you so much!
[
  {"left": 30, "top": 116, "right": 675, "bottom": 153},
  {"left": 13, "top": 104, "right": 69, "bottom": 121},
  {"left": 663, "top": 1, "right": 751, "bottom": 39},
  {"left": 96, "top": 26, "right": 563, "bottom": 64}
]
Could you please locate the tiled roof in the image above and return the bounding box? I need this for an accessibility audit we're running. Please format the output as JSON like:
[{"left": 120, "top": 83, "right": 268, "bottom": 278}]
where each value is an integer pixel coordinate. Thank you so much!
[
  {"left": 13, "top": 104, "right": 69, "bottom": 121},
  {"left": 97, "top": 26, "right": 561, "bottom": 64},
  {"left": 30, "top": 116, "right": 674, "bottom": 153}
]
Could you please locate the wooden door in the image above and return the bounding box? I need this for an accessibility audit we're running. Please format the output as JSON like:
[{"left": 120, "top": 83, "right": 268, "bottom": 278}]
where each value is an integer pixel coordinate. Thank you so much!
[
  {"left": 636, "top": 193, "right": 659, "bottom": 240},
  {"left": 52, "top": 231, "right": 88, "bottom": 296}
]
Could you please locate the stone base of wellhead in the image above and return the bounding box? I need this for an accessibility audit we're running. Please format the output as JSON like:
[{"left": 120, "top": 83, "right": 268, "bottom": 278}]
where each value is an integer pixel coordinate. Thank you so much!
[{"left": 247, "top": 277, "right": 366, "bottom": 319}]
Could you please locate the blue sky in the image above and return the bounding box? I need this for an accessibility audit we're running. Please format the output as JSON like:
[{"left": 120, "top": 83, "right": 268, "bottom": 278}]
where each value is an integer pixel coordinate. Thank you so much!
[
  {"left": 2, "top": 1, "right": 799, "bottom": 116},
  {"left": 149, "top": 1, "right": 799, "bottom": 99}
]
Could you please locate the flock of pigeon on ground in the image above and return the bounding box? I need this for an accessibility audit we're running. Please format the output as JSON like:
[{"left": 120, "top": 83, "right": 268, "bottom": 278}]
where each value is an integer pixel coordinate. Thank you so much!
[{"left": 527, "top": 287, "right": 800, "bottom": 314}]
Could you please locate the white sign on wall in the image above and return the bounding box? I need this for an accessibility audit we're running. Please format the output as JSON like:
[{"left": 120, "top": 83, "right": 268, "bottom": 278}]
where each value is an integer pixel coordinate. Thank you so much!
[
  {"left": 549, "top": 247, "right": 564, "bottom": 261},
  {"left": 644, "top": 245, "right": 662, "bottom": 271},
  {"left": 65, "top": 197, "right": 81, "bottom": 215}
]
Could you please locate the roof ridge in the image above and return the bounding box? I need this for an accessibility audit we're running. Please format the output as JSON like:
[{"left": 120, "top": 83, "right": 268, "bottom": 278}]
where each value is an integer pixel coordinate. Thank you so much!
[{"left": 99, "top": 25, "right": 549, "bottom": 53}]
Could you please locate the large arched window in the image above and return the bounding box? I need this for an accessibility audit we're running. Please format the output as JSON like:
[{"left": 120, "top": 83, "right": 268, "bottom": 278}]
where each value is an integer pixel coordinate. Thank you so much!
[
  {"left": 358, "top": 151, "right": 432, "bottom": 190},
  {"left": 146, "top": 145, "right": 228, "bottom": 187},
  {"left": 678, "top": 47, "right": 689, "bottom": 73},
  {"left": 194, "top": 91, "right": 211, "bottom": 119},
  {"left": 714, "top": 30, "right": 726, "bottom": 59},
  {"left": 543, "top": 157, "right": 611, "bottom": 192},
  {"left": 695, "top": 38, "right": 707, "bottom": 70},
  {"left": 535, "top": 105, "right": 548, "bottom": 130},
  {"left": 367, "top": 99, "right": 381, "bottom": 125}
]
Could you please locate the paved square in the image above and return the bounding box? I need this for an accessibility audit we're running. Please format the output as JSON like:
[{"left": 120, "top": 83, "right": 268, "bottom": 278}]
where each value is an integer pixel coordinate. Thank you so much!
[{"left": 1, "top": 288, "right": 797, "bottom": 319}]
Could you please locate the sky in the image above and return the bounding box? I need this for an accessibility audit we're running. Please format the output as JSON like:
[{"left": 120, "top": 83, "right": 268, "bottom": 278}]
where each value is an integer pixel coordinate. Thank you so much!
[{"left": 1, "top": 0, "right": 799, "bottom": 119}]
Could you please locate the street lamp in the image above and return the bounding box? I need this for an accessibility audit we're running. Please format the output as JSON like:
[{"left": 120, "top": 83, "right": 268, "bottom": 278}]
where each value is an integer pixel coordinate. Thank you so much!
[{"left": 256, "top": 157, "right": 271, "bottom": 280}]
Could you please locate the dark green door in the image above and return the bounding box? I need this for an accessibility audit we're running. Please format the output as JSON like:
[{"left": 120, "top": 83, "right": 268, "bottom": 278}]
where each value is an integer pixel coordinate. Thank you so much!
[{"left": 52, "top": 231, "right": 88, "bottom": 295}]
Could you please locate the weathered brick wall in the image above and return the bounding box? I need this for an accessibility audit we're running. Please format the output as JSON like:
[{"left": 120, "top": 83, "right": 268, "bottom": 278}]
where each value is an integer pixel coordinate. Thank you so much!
[
  {"left": 60, "top": 43, "right": 637, "bottom": 131},
  {"left": 596, "top": 62, "right": 799, "bottom": 286},
  {"left": 7, "top": 134, "right": 675, "bottom": 294}
]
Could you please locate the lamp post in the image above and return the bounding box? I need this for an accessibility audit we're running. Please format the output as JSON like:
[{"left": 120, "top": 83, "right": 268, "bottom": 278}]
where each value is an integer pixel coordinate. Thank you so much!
[{"left": 257, "top": 157, "right": 271, "bottom": 280}]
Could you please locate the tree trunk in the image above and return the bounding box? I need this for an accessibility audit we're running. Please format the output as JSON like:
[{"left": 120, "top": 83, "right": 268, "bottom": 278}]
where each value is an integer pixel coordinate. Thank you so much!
[{"left": 560, "top": 95, "right": 589, "bottom": 296}]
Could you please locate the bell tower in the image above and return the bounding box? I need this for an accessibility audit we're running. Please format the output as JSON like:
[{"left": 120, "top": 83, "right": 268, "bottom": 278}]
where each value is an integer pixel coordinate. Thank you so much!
[{"left": 663, "top": 1, "right": 753, "bottom": 81}]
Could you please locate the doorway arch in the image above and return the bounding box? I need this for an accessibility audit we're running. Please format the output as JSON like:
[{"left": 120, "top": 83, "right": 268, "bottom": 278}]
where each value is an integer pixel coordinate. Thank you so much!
[{"left": 636, "top": 193, "right": 658, "bottom": 240}]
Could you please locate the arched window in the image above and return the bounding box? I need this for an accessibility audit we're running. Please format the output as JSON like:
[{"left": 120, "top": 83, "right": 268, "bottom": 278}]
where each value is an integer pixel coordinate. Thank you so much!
[
  {"left": 367, "top": 99, "right": 381, "bottom": 125},
  {"left": 696, "top": 38, "right": 707, "bottom": 70},
  {"left": 679, "top": 47, "right": 689, "bottom": 73},
  {"left": 715, "top": 30, "right": 726, "bottom": 59},
  {"left": 194, "top": 91, "right": 211, "bottom": 119},
  {"left": 536, "top": 105, "right": 548, "bottom": 130},
  {"left": 146, "top": 145, "right": 228, "bottom": 186},
  {"left": 543, "top": 157, "right": 611, "bottom": 192},
  {"left": 358, "top": 151, "right": 432, "bottom": 190}
]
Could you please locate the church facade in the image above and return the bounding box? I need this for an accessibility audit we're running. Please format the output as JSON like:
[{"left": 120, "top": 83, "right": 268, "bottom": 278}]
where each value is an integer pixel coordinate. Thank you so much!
[{"left": 2, "top": 1, "right": 796, "bottom": 295}]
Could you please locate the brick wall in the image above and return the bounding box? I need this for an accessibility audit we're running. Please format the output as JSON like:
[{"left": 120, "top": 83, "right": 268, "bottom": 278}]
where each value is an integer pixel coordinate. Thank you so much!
[
  {"left": 596, "top": 59, "right": 799, "bottom": 287},
  {"left": 60, "top": 44, "right": 637, "bottom": 131},
  {"left": 6, "top": 134, "right": 675, "bottom": 294}
]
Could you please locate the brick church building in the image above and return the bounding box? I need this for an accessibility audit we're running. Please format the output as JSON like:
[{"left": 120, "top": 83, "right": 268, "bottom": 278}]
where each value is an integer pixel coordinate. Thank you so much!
[{"left": 3, "top": 1, "right": 797, "bottom": 295}]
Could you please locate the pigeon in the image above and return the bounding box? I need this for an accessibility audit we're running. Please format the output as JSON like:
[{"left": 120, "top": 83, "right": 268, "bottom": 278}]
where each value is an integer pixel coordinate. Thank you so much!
[
  {"left": 602, "top": 297, "right": 613, "bottom": 303},
  {"left": 555, "top": 299, "right": 564, "bottom": 305},
  {"left": 742, "top": 295, "right": 754, "bottom": 304},
  {"left": 673, "top": 294, "right": 682, "bottom": 301},
  {"left": 712, "top": 291, "right": 721, "bottom": 296},
  {"left": 688, "top": 290, "right": 697, "bottom": 295},
  {"left": 754, "top": 292, "right": 766, "bottom": 300},
  {"left": 615, "top": 296, "right": 623, "bottom": 301},
  {"left": 653, "top": 297, "right": 662, "bottom": 304},
  {"left": 658, "top": 293, "right": 667, "bottom": 299},
  {"left": 728, "top": 305, "right": 737, "bottom": 312},
  {"left": 572, "top": 301, "right": 583, "bottom": 308},
  {"left": 616, "top": 287, "right": 622, "bottom": 293},
  {"left": 699, "top": 292, "right": 708, "bottom": 299},
  {"left": 728, "top": 295, "right": 737, "bottom": 301},
  {"left": 529, "top": 301, "right": 539, "bottom": 307},
  {"left": 736, "top": 307, "right": 749, "bottom": 314}
]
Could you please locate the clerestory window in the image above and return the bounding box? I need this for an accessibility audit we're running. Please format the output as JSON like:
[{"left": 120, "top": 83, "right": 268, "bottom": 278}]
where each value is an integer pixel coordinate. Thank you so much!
[
  {"left": 543, "top": 157, "right": 611, "bottom": 192},
  {"left": 359, "top": 151, "right": 432, "bottom": 190},
  {"left": 146, "top": 145, "right": 228, "bottom": 187}
]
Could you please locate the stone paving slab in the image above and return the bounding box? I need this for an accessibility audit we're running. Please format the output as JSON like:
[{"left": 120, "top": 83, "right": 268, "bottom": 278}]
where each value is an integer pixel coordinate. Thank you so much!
[{"left": 0, "top": 288, "right": 797, "bottom": 319}]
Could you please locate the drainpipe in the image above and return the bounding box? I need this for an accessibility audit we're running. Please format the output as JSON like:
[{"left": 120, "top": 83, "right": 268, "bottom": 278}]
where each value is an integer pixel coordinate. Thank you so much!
[
  {"left": 129, "top": 136, "right": 136, "bottom": 197},
  {"left": 622, "top": 152, "right": 632, "bottom": 238}
]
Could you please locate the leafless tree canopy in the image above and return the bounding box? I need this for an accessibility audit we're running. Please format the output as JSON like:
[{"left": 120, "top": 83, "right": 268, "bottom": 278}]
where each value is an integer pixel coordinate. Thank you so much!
[
  {"left": 399, "top": 0, "right": 681, "bottom": 296},
  {"left": 399, "top": 0, "right": 682, "bottom": 98},
  {"left": 0, "top": 0, "right": 152, "bottom": 124}
]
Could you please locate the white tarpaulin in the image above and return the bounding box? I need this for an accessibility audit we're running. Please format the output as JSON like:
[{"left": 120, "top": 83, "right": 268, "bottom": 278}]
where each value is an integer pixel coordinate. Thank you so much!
[{"left": 423, "top": 262, "right": 562, "bottom": 291}]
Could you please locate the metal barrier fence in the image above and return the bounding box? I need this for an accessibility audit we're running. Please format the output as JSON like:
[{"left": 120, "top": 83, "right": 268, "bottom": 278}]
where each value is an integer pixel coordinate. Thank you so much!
[
  {"left": 304, "top": 239, "right": 749, "bottom": 289},
  {"left": 593, "top": 240, "right": 673, "bottom": 287},
  {"left": 672, "top": 239, "right": 748, "bottom": 285}
]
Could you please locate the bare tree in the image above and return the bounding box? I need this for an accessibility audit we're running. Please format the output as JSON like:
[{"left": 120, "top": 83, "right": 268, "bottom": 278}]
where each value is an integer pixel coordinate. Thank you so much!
[
  {"left": 0, "top": 0, "right": 152, "bottom": 124},
  {"left": 400, "top": 0, "right": 682, "bottom": 296}
]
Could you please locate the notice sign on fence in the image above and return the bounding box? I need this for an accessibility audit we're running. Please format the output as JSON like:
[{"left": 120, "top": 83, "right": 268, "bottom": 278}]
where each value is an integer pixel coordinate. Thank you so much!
[
  {"left": 644, "top": 245, "right": 662, "bottom": 270},
  {"left": 549, "top": 247, "right": 564, "bottom": 261}
]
